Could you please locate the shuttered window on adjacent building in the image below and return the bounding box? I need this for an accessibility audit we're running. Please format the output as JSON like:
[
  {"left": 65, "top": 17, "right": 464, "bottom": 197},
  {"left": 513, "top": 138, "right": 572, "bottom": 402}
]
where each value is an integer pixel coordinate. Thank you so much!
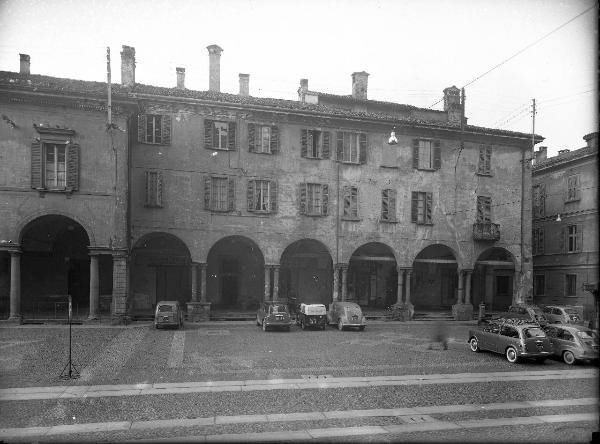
[
  {"left": 336, "top": 132, "right": 367, "bottom": 164},
  {"left": 342, "top": 186, "right": 359, "bottom": 220},
  {"left": 566, "top": 175, "right": 581, "bottom": 202},
  {"left": 145, "top": 170, "right": 163, "bottom": 208},
  {"left": 561, "top": 224, "right": 582, "bottom": 253},
  {"left": 477, "top": 145, "right": 492, "bottom": 175},
  {"left": 247, "top": 179, "right": 277, "bottom": 213},
  {"left": 299, "top": 183, "right": 329, "bottom": 216},
  {"left": 476, "top": 196, "right": 492, "bottom": 223},
  {"left": 301, "top": 129, "right": 331, "bottom": 159},
  {"left": 534, "top": 274, "right": 545, "bottom": 297},
  {"left": 381, "top": 189, "right": 397, "bottom": 222},
  {"left": 204, "top": 176, "right": 235, "bottom": 212},
  {"left": 533, "top": 184, "right": 546, "bottom": 218},
  {"left": 204, "top": 119, "right": 236, "bottom": 151},
  {"left": 31, "top": 140, "right": 80, "bottom": 191},
  {"left": 411, "top": 191, "right": 433, "bottom": 224},
  {"left": 248, "top": 124, "right": 279, "bottom": 154},
  {"left": 565, "top": 274, "right": 577, "bottom": 296},
  {"left": 412, "top": 139, "right": 441, "bottom": 170},
  {"left": 532, "top": 227, "right": 545, "bottom": 255},
  {"left": 137, "top": 114, "right": 171, "bottom": 145}
]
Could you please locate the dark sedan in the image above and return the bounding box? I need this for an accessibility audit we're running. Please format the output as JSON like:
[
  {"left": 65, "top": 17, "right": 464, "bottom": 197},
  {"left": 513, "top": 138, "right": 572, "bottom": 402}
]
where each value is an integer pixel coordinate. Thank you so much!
[{"left": 256, "top": 302, "right": 293, "bottom": 331}]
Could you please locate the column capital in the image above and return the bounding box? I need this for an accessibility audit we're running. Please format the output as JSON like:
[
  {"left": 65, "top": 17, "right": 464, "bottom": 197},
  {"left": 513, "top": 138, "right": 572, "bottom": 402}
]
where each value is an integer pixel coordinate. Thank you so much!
[
  {"left": 110, "top": 248, "right": 129, "bottom": 258},
  {"left": 1, "top": 244, "right": 22, "bottom": 255},
  {"left": 265, "top": 263, "right": 280, "bottom": 268},
  {"left": 460, "top": 268, "right": 474, "bottom": 274},
  {"left": 88, "top": 246, "right": 111, "bottom": 256},
  {"left": 336, "top": 263, "right": 349, "bottom": 270},
  {"left": 397, "top": 266, "right": 412, "bottom": 273}
]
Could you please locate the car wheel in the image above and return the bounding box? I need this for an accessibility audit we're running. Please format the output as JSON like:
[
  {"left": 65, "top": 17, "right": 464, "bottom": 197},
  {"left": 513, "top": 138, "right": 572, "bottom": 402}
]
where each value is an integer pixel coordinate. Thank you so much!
[
  {"left": 506, "top": 346, "right": 519, "bottom": 363},
  {"left": 262, "top": 320, "right": 268, "bottom": 332},
  {"left": 469, "top": 337, "right": 480, "bottom": 352},
  {"left": 563, "top": 350, "right": 576, "bottom": 365},
  {"left": 338, "top": 319, "right": 344, "bottom": 331}
]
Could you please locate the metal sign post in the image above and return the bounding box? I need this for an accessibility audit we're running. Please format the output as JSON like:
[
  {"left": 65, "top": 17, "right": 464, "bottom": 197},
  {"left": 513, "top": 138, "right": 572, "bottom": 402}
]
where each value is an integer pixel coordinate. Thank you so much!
[{"left": 60, "top": 295, "right": 80, "bottom": 380}]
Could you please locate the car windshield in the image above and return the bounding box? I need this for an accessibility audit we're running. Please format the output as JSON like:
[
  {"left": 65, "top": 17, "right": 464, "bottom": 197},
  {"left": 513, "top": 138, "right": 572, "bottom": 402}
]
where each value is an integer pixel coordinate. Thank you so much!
[
  {"left": 523, "top": 327, "right": 546, "bottom": 338},
  {"left": 270, "top": 304, "right": 288, "bottom": 314},
  {"left": 531, "top": 307, "right": 544, "bottom": 316},
  {"left": 564, "top": 308, "right": 579, "bottom": 315},
  {"left": 158, "top": 305, "right": 173, "bottom": 312}
]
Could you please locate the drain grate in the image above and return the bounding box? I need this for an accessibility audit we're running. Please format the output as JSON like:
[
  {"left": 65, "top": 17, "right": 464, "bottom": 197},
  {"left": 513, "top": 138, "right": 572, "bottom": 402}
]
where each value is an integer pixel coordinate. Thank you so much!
[
  {"left": 301, "top": 374, "right": 334, "bottom": 380},
  {"left": 399, "top": 415, "right": 436, "bottom": 424}
]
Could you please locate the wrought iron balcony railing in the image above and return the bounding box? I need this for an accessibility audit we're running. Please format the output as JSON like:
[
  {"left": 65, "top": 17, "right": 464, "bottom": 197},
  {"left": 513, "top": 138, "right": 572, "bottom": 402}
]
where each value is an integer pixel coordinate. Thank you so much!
[{"left": 473, "top": 223, "right": 500, "bottom": 241}]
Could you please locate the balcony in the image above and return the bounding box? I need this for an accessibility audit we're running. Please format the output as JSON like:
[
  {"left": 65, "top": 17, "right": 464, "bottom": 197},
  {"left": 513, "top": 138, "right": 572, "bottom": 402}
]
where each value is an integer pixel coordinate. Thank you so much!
[{"left": 473, "top": 223, "right": 500, "bottom": 241}]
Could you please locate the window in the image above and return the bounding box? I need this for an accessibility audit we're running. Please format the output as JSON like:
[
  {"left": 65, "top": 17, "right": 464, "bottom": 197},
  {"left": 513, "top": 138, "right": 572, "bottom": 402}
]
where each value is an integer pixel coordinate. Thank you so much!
[
  {"left": 247, "top": 179, "right": 277, "bottom": 213},
  {"left": 31, "top": 137, "right": 79, "bottom": 192},
  {"left": 564, "top": 224, "right": 582, "bottom": 253},
  {"left": 342, "top": 186, "right": 359, "bottom": 219},
  {"left": 299, "top": 183, "right": 329, "bottom": 216},
  {"left": 204, "top": 176, "right": 235, "bottom": 212},
  {"left": 566, "top": 175, "right": 580, "bottom": 202},
  {"left": 411, "top": 191, "right": 433, "bottom": 224},
  {"left": 476, "top": 196, "right": 492, "bottom": 223},
  {"left": 477, "top": 145, "right": 492, "bottom": 175},
  {"left": 145, "top": 170, "right": 163, "bottom": 208},
  {"left": 558, "top": 329, "right": 575, "bottom": 341},
  {"left": 248, "top": 124, "right": 279, "bottom": 154},
  {"left": 301, "top": 129, "right": 330, "bottom": 159},
  {"left": 336, "top": 131, "right": 366, "bottom": 164},
  {"left": 45, "top": 143, "right": 66, "bottom": 188},
  {"left": 500, "top": 325, "right": 519, "bottom": 338},
  {"left": 412, "top": 138, "right": 441, "bottom": 170},
  {"left": 533, "top": 184, "right": 546, "bottom": 218},
  {"left": 137, "top": 114, "right": 171, "bottom": 145},
  {"left": 534, "top": 274, "right": 545, "bottom": 297},
  {"left": 204, "top": 119, "right": 236, "bottom": 151},
  {"left": 566, "top": 274, "right": 577, "bottom": 296},
  {"left": 381, "top": 189, "right": 397, "bottom": 222},
  {"left": 532, "top": 227, "right": 545, "bottom": 255}
]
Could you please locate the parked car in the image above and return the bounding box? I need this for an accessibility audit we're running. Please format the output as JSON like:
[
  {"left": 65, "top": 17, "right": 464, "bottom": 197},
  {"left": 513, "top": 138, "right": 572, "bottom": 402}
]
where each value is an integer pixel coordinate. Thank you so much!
[
  {"left": 328, "top": 301, "right": 366, "bottom": 331},
  {"left": 256, "top": 302, "right": 292, "bottom": 331},
  {"left": 296, "top": 303, "right": 327, "bottom": 330},
  {"left": 468, "top": 318, "right": 553, "bottom": 363},
  {"left": 542, "top": 305, "right": 584, "bottom": 325},
  {"left": 505, "top": 304, "right": 548, "bottom": 326},
  {"left": 542, "top": 324, "right": 599, "bottom": 365},
  {"left": 154, "top": 301, "right": 184, "bottom": 329}
]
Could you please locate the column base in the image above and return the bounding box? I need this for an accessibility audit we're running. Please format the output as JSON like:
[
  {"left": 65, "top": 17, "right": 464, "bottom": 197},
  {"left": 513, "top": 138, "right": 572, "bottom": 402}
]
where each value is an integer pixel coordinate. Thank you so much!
[
  {"left": 87, "top": 314, "right": 100, "bottom": 321},
  {"left": 5, "top": 315, "right": 23, "bottom": 325},
  {"left": 187, "top": 302, "right": 211, "bottom": 322},
  {"left": 111, "top": 315, "right": 132, "bottom": 325},
  {"left": 391, "top": 303, "right": 414, "bottom": 321},
  {"left": 452, "top": 303, "right": 473, "bottom": 321}
]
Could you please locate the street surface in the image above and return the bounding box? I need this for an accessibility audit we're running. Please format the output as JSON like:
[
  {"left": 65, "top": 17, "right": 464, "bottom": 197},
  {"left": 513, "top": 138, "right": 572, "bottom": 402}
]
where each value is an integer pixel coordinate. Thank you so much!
[{"left": 0, "top": 321, "right": 598, "bottom": 442}]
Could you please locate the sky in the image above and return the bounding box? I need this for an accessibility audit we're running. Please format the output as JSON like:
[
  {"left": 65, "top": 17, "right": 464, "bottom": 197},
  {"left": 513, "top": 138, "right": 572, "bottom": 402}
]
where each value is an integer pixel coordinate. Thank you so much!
[{"left": 0, "top": 0, "right": 597, "bottom": 155}]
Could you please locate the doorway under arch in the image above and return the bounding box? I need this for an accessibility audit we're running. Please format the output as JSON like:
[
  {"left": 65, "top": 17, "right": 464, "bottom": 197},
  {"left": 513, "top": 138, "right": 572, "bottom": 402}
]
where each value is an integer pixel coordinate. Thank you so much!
[
  {"left": 348, "top": 242, "right": 397, "bottom": 308},
  {"left": 473, "top": 247, "right": 516, "bottom": 312},
  {"left": 412, "top": 244, "right": 458, "bottom": 310}
]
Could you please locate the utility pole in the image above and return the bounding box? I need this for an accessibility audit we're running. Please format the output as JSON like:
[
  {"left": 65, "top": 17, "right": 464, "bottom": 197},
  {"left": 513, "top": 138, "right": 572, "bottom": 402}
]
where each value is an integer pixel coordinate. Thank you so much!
[
  {"left": 531, "top": 98, "right": 536, "bottom": 161},
  {"left": 107, "top": 46, "right": 112, "bottom": 127}
]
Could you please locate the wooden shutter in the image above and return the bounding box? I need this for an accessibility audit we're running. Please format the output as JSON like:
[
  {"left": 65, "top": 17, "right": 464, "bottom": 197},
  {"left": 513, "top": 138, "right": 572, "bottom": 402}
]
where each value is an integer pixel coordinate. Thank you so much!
[
  {"left": 137, "top": 114, "right": 147, "bottom": 143},
  {"left": 574, "top": 175, "right": 581, "bottom": 200},
  {"left": 204, "top": 176, "right": 211, "bottom": 210},
  {"left": 156, "top": 171, "right": 163, "bottom": 207},
  {"left": 575, "top": 225, "right": 583, "bottom": 252},
  {"left": 388, "top": 189, "right": 397, "bottom": 222},
  {"left": 359, "top": 133, "right": 367, "bottom": 164},
  {"left": 411, "top": 192, "right": 418, "bottom": 223},
  {"left": 485, "top": 146, "right": 492, "bottom": 173},
  {"left": 433, "top": 140, "right": 441, "bottom": 170},
  {"left": 342, "top": 186, "right": 350, "bottom": 216},
  {"left": 301, "top": 129, "right": 308, "bottom": 158},
  {"left": 228, "top": 122, "right": 236, "bottom": 151},
  {"left": 539, "top": 184, "right": 546, "bottom": 217},
  {"left": 299, "top": 183, "right": 307, "bottom": 214},
  {"left": 270, "top": 126, "right": 279, "bottom": 154},
  {"left": 336, "top": 132, "right": 344, "bottom": 160},
  {"left": 322, "top": 184, "right": 329, "bottom": 216},
  {"left": 66, "top": 143, "right": 80, "bottom": 191},
  {"left": 322, "top": 132, "right": 330, "bottom": 159},
  {"left": 145, "top": 171, "right": 151, "bottom": 206},
  {"left": 477, "top": 145, "right": 485, "bottom": 173},
  {"left": 270, "top": 181, "right": 278, "bottom": 213},
  {"left": 248, "top": 123, "right": 256, "bottom": 152},
  {"left": 31, "top": 140, "right": 43, "bottom": 189},
  {"left": 204, "top": 119, "right": 213, "bottom": 150},
  {"left": 247, "top": 180, "right": 255, "bottom": 212},
  {"left": 412, "top": 139, "right": 419, "bottom": 169},
  {"left": 538, "top": 228, "right": 545, "bottom": 254},
  {"left": 228, "top": 177, "right": 235, "bottom": 210},
  {"left": 161, "top": 115, "right": 171, "bottom": 145},
  {"left": 559, "top": 227, "right": 566, "bottom": 253},
  {"left": 425, "top": 192, "right": 433, "bottom": 223}
]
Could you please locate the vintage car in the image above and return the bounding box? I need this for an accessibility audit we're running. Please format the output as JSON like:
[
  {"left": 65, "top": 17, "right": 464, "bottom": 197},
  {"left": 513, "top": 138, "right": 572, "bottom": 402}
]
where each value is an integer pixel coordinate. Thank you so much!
[
  {"left": 468, "top": 318, "right": 553, "bottom": 363},
  {"left": 542, "top": 305, "right": 584, "bottom": 325},
  {"left": 154, "top": 301, "right": 184, "bottom": 329},
  {"left": 542, "top": 324, "right": 599, "bottom": 365},
  {"left": 256, "top": 302, "right": 292, "bottom": 331},
  {"left": 296, "top": 303, "right": 327, "bottom": 330},
  {"left": 328, "top": 301, "right": 366, "bottom": 331}
]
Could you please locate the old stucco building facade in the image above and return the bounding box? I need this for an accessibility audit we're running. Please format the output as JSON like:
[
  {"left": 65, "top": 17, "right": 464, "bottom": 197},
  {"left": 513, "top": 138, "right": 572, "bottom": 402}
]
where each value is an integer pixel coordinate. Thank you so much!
[{"left": 1, "top": 45, "right": 539, "bottom": 322}]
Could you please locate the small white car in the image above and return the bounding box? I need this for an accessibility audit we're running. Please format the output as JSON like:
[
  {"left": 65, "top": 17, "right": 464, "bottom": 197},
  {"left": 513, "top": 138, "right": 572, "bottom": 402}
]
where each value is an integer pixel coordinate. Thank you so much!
[
  {"left": 328, "top": 301, "right": 366, "bottom": 331},
  {"left": 154, "top": 301, "right": 184, "bottom": 329}
]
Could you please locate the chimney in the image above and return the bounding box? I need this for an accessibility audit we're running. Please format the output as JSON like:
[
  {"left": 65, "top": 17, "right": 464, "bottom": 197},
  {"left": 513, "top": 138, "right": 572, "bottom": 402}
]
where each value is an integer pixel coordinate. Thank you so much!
[
  {"left": 239, "top": 73, "right": 249, "bottom": 96},
  {"left": 443, "top": 86, "right": 462, "bottom": 124},
  {"left": 583, "top": 132, "right": 598, "bottom": 149},
  {"left": 176, "top": 67, "right": 185, "bottom": 89},
  {"left": 207, "top": 44, "right": 223, "bottom": 92},
  {"left": 298, "top": 78, "right": 308, "bottom": 102},
  {"left": 534, "top": 146, "right": 547, "bottom": 164},
  {"left": 120, "top": 45, "right": 136, "bottom": 87},
  {"left": 19, "top": 54, "right": 30, "bottom": 75},
  {"left": 351, "top": 71, "right": 369, "bottom": 100}
]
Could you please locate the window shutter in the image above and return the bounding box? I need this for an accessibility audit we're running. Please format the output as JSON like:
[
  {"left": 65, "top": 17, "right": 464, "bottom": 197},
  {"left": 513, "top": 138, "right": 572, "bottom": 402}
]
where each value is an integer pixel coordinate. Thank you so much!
[
  {"left": 426, "top": 192, "right": 433, "bottom": 223},
  {"left": 156, "top": 171, "right": 163, "bottom": 207},
  {"left": 540, "top": 184, "right": 546, "bottom": 216},
  {"left": 248, "top": 123, "right": 256, "bottom": 152},
  {"left": 343, "top": 185, "right": 350, "bottom": 216},
  {"left": 485, "top": 146, "right": 492, "bottom": 173},
  {"left": 576, "top": 225, "right": 583, "bottom": 252},
  {"left": 477, "top": 145, "right": 485, "bottom": 173},
  {"left": 66, "top": 143, "right": 80, "bottom": 191},
  {"left": 389, "top": 189, "right": 397, "bottom": 222},
  {"left": 411, "top": 192, "right": 418, "bottom": 223},
  {"left": 228, "top": 122, "right": 237, "bottom": 151},
  {"left": 359, "top": 133, "right": 367, "bottom": 164},
  {"left": 412, "top": 139, "right": 419, "bottom": 169},
  {"left": 322, "top": 132, "right": 330, "bottom": 159},
  {"left": 575, "top": 176, "right": 581, "bottom": 200},
  {"left": 228, "top": 177, "right": 235, "bottom": 210},
  {"left": 145, "top": 171, "right": 151, "bottom": 206},
  {"left": 270, "top": 126, "right": 279, "bottom": 154},
  {"left": 476, "top": 196, "right": 483, "bottom": 223},
  {"left": 161, "top": 115, "right": 171, "bottom": 145},
  {"left": 204, "top": 176, "right": 211, "bottom": 210},
  {"left": 301, "top": 129, "right": 308, "bottom": 158},
  {"left": 247, "top": 180, "right": 255, "bottom": 212},
  {"left": 204, "top": 119, "right": 213, "bottom": 150},
  {"left": 336, "top": 132, "right": 344, "bottom": 160},
  {"left": 538, "top": 228, "right": 545, "bottom": 254},
  {"left": 31, "top": 140, "right": 43, "bottom": 189},
  {"left": 137, "top": 114, "right": 147, "bottom": 143},
  {"left": 433, "top": 140, "right": 441, "bottom": 170},
  {"left": 484, "top": 197, "right": 491, "bottom": 223},
  {"left": 270, "top": 181, "right": 278, "bottom": 213},
  {"left": 559, "top": 227, "right": 566, "bottom": 253},
  {"left": 322, "top": 184, "right": 329, "bottom": 216},
  {"left": 299, "top": 183, "right": 307, "bottom": 214}
]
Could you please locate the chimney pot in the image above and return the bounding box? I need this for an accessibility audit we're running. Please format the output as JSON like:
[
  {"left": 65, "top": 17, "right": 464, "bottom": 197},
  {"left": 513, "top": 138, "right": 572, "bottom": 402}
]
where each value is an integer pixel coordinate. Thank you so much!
[
  {"left": 207, "top": 44, "right": 223, "bottom": 92},
  {"left": 583, "top": 132, "right": 598, "bottom": 149},
  {"left": 120, "top": 45, "right": 136, "bottom": 87},
  {"left": 176, "top": 67, "right": 185, "bottom": 89},
  {"left": 443, "top": 85, "right": 463, "bottom": 124},
  {"left": 239, "top": 73, "right": 249, "bottom": 96},
  {"left": 351, "top": 71, "right": 369, "bottom": 100},
  {"left": 19, "top": 54, "right": 30, "bottom": 75}
]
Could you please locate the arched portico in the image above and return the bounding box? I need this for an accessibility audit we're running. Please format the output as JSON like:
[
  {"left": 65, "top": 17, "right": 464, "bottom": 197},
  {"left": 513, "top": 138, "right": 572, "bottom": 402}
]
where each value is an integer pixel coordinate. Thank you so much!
[
  {"left": 473, "top": 247, "right": 516, "bottom": 312},
  {"left": 412, "top": 244, "right": 458, "bottom": 310},
  {"left": 348, "top": 242, "right": 397, "bottom": 308}
]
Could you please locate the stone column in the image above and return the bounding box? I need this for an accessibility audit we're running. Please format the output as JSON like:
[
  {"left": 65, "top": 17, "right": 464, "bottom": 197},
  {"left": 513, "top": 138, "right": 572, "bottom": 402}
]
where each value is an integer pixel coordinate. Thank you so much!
[
  {"left": 111, "top": 250, "right": 130, "bottom": 324},
  {"left": 457, "top": 270, "right": 465, "bottom": 305},
  {"left": 332, "top": 265, "right": 340, "bottom": 302},
  {"left": 392, "top": 268, "right": 414, "bottom": 321},
  {"left": 272, "top": 265, "right": 280, "bottom": 301},
  {"left": 395, "top": 266, "right": 404, "bottom": 305},
  {"left": 465, "top": 270, "right": 473, "bottom": 305},
  {"left": 187, "top": 262, "right": 211, "bottom": 322},
  {"left": 453, "top": 269, "right": 474, "bottom": 321},
  {"left": 191, "top": 262, "right": 199, "bottom": 303},
  {"left": 200, "top": 263, "right": 207, "bottom": 303},
  {"left": 264, "top": 265, "right": 271, "bottom": 301},
  {"left": 405, "top": 270, "right": 412, "bottom": 305},
  {"left": 88, "top": 253, "right": 100, "bottom": 320},
  {"left": 341, "top": 265, "right": 348, "bottom": 302},
  {"left": 9, "top": 250, "right": 21, "bottom": 321}
]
